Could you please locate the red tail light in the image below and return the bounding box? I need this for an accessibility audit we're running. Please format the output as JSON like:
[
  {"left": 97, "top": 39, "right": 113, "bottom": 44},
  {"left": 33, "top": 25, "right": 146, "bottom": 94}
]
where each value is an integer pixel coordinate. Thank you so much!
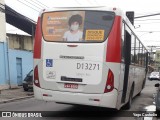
[
  {"left": 34, "top": 65, "right": 40, "bottom": 88},
  {"left": 104, "top": 69, "right": 114, "bottom": 93}
]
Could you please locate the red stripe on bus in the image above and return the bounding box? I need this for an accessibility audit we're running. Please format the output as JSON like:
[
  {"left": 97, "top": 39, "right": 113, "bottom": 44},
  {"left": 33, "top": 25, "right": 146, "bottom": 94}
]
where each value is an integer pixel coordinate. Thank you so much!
[
  {"left": 34, "top": 17, "right": 42, "bottom": 59},
  {"left": 106, "top": 16, "right": 122, "bottom": 63}
]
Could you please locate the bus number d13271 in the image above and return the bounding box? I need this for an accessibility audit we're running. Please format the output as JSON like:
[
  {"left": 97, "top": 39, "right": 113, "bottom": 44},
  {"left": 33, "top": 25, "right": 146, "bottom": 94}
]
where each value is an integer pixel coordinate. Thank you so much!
[{"left": 77, "top": 63, "right": 100, "bottom": 70}]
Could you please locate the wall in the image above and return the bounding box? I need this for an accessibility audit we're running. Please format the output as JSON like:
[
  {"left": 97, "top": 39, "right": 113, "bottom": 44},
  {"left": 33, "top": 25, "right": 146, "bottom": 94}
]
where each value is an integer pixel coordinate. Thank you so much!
[
  {"left": 7, "top": 33, "right": 33, "bottom": 51},
  {"left": 0, "top": 42, "right": 8, "bottom": 89},
  {"left": 8, "top": 49, "right": 33, "bottom": 87}
]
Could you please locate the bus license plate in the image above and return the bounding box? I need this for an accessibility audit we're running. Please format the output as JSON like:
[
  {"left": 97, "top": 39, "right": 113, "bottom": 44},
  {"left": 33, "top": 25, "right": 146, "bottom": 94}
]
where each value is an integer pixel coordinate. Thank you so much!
[{"left": 64, "top": 83, "right": 78, "bottom": 89}]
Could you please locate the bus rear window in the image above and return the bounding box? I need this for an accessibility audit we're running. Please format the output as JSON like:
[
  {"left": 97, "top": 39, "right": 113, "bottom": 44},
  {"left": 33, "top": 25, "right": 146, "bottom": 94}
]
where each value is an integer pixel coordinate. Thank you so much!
[{"left": 42, "top": 11, "right": 115, "bottom": 42}]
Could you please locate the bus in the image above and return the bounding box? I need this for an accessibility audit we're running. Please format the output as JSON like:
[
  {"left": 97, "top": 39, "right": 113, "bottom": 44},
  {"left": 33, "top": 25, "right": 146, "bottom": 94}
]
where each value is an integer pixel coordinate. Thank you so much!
[{"left": 33, "top": 6, "right": 148, "bottom": 110}]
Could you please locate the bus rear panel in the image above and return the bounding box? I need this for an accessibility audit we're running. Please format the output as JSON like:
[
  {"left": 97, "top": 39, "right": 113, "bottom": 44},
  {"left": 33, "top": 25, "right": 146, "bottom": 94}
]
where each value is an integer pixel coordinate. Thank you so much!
[{"left": 34, "top": 8, "right": 145, "bottom": 109}]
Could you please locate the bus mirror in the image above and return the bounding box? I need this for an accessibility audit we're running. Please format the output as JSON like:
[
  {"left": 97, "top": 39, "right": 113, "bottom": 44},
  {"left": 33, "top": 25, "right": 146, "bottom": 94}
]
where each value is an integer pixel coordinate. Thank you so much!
[
  {"left": 126, "top": 11, "right": 134, "bottom": 25},
  {"left": 102, "top": 15, "right": 114, "bottom": 21},
  {"left": 155, "top": 83, "right": 160, "bottom": 87}
]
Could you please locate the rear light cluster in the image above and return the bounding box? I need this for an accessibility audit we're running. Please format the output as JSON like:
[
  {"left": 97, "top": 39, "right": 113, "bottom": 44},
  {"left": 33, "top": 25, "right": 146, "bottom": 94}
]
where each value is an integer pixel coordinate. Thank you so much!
[
  {"left": 104, "top": 69, "right": 114, "bottom": 93},
  {"left": 34, "top": 65, "right": 40, "bottom": 88}
]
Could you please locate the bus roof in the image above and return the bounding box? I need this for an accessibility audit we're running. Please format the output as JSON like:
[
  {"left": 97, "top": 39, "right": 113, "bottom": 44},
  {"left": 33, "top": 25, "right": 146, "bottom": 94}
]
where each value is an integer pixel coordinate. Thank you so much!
[{"left": 40, "top": 6, "right": 123, "bottom": 16}]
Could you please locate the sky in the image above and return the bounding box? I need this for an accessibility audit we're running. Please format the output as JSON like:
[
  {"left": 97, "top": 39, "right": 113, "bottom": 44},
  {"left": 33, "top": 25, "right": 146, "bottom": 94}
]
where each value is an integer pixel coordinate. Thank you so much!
[{"left": 4, "top": 0, "right": 160, "bottom": 50}]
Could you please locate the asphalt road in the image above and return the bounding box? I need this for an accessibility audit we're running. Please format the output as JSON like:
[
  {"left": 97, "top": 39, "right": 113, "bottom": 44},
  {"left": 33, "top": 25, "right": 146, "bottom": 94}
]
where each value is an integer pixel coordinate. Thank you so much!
[{"left": 0, "top": 79, "right": 159, "bottom": 120}]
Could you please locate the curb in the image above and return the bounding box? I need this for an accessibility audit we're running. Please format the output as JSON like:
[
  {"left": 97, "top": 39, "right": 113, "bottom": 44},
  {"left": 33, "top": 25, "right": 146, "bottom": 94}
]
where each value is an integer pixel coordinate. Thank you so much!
[{"left": 0, "top": 95, "right": 34, "bottom": 104}]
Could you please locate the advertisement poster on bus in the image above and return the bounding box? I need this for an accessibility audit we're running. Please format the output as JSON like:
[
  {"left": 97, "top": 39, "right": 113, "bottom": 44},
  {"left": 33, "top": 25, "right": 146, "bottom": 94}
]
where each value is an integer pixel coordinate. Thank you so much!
[
  {"left": 42, "top": 11, "right": 114, "bottom": 42},
  {"left": 42, "top": 11, "right": 85, "bottom": 42}
]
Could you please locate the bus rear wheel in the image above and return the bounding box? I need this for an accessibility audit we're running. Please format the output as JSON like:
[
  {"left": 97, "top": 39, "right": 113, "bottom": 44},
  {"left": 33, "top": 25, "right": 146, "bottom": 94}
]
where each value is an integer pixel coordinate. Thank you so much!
[
  {"left": 137, "top": 79, "right": 145, "bottom": 96},
  {"left": 124, "top": 85, "right": 134, "bottom": 109}
]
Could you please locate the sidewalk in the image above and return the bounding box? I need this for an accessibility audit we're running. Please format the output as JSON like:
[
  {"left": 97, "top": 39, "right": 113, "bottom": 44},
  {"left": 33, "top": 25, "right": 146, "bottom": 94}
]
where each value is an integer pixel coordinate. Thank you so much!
[{"left": 0, "top": 86, "right": 34, "bottom": 104}]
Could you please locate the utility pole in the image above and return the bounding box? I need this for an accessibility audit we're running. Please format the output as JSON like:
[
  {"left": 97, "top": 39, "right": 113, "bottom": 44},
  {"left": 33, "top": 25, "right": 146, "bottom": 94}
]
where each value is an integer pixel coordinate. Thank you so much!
[{"left": 0, "top": 0, "right": 6, "bottom": 42}]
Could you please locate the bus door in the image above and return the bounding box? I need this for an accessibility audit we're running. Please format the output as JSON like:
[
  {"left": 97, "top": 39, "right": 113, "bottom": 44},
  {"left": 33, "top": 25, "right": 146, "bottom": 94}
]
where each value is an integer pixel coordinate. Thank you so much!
[{"left": 121, "top": 29, "right": 131, "bottom": 103}]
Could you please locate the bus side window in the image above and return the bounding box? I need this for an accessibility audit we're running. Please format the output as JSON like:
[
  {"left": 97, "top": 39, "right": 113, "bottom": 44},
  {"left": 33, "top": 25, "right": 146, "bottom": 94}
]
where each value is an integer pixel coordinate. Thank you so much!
[
  {"left": 139, "top": 44, "right": 143, "bottom": 66},
  {"left": 131, "top": 34, "right": 135, "bottom": 64},
  {"left": 135, "top": 39, "right": 140, "bottom": 65},
  {"left": 142, "top": 47, "right": 145, "bottom": 67}
]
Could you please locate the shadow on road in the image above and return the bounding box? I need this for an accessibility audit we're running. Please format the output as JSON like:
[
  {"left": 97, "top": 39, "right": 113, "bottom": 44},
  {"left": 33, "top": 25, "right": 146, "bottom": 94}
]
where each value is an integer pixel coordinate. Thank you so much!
[{"left": 41, "top": 105, "right": 131, "bottom": 118}]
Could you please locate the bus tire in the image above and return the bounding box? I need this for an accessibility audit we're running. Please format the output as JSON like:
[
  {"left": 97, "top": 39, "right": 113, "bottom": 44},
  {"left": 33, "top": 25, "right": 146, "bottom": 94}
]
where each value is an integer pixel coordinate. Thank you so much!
[
  {"left": 125, "top": 84, "right": 134, "bottom": 109},
  {"left": 137, "top": 91, "right": 141, "bottom": 96},
  {"left": 137, "top": 80, "right": 145, "bottom": 96},
  {"left": 156, "top": 108, "right": 160, "bottom": 114}
]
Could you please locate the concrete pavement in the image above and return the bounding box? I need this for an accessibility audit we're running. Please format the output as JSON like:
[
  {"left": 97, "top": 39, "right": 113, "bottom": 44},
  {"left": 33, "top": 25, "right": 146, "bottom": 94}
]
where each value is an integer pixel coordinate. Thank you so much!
[
  {"left": 0, "top": 86, "right": 33, "bottom": 104},
  {"left": 0, "top": 80, "right": 159, "bottom": 119}
]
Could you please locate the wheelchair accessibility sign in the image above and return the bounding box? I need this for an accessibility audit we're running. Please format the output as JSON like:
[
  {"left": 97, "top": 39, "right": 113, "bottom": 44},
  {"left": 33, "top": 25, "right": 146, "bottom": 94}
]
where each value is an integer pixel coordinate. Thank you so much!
[{"left": 46, "top": 59, "right": 53, "bottom": 67}]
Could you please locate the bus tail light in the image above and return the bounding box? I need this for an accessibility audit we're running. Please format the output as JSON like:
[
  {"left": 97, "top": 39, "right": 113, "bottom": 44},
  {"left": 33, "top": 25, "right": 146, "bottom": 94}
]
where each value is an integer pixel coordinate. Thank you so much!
[
  {"left": 34, "top": 65, "right": 40, "bottom": 88},
  {"left": 104, "top": 69, "right": 114, "bottom": 93}
]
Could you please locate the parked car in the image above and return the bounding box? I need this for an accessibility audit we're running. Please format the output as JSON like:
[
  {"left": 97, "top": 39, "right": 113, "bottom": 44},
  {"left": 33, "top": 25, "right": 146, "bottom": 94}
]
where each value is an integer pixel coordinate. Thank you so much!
[
  {"left": 148, "top": 72, "right": 160, "bottom": 80},
  {"left": 155, "top": 83, "right": 160, "bottom": 112},
  {"left": 23, "top": 70, "right": 33, "bottom": 91}
]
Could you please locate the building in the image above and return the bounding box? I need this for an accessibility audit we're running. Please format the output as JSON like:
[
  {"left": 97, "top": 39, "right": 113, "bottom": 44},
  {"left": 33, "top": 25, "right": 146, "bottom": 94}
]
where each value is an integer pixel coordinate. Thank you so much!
[
  {"left": 0, "top": 0, "right": 34, "bottom": 89},
  {"left": 0, "top": 0, "right": 8, "bottom": 89},
  {"left": 7, "top": 33, "right": 33, "bottom": 87},
  {"left": 0, "top": 33, "right": 34, "bottom": 89}
]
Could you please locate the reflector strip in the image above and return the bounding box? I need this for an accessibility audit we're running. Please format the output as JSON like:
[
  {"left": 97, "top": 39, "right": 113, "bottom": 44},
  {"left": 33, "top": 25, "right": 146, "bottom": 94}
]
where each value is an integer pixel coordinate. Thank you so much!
[
  {"left": 106, "top": 16, "right": 121, "bottom": 63},
  {"left": 34, "top": 17, "right": 42, "bottom": 59}
]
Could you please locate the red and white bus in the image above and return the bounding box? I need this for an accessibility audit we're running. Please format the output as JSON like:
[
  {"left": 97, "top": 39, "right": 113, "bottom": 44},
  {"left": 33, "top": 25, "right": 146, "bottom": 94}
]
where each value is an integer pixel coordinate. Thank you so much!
[{"left": 33, "top": 6, "right": 148, "bottom": 110}]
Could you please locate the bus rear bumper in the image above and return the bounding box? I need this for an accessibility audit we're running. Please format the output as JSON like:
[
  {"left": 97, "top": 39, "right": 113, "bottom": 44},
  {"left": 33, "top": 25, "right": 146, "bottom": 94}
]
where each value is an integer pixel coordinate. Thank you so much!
[{"left": 34, "top": 86, "right": 118, "bottom": 109}]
